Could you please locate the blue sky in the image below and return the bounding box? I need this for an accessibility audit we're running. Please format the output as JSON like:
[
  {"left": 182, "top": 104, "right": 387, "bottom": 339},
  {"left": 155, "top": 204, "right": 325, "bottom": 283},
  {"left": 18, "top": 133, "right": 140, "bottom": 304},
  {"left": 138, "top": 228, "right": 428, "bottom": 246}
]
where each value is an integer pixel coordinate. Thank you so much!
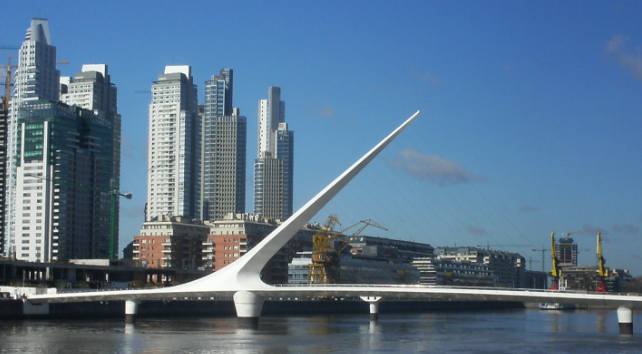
[{"left": 3, "top": 1, "right": 642, "bottom": 273}]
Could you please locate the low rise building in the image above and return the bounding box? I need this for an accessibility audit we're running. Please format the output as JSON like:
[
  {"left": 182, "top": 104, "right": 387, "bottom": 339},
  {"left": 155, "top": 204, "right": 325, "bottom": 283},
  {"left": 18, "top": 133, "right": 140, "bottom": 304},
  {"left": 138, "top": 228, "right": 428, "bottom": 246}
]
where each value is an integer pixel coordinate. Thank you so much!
[
  {"left": 560, "top": 266, "right": 632, "bottom": 293},
  {"left": 411, "top": 257, "right": 437, "bottom": 285},
  {"left": 132, "top": 216, "right": 209, "bottom": 271},
  {"left": 288, "top": 251, "right": 312, "bottom": 284},
  {"left": 347, "top": 235, "right": 434, "bottom": 262},
  {"left": 338, "top": 254, "right": 420, "bottom": 284},
  {"left": 0, "top": 258, "right": 205, "bottom": 288},
  {"left": 304, "top": 233, "right": 431, "bottom": 285},
  {"left": 435, "top": 259, "right": 496, "bottom": 287},
  {"left": 436, "top": 247, "right": 526, "bottom": 287},
  {"left": 203, "top": 213, "right": 313, "bottom": 284}
]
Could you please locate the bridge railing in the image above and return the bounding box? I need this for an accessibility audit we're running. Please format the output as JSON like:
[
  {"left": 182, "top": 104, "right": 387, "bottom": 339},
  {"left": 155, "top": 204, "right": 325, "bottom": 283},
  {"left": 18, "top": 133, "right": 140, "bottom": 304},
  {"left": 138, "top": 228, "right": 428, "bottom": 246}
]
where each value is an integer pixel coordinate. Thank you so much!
[{"left": 271, "top": 283, "right": 627, "bottom": 295}]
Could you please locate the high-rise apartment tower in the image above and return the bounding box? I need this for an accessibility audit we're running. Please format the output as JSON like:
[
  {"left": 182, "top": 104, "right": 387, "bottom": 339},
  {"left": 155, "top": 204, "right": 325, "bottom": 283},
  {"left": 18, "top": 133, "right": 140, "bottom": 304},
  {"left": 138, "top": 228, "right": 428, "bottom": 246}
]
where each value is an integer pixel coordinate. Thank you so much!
[
  {"left": 60, "top": 64, "right": 121, "bottom": 259},
  {"left": 4, "top": 18, "right": 60, "bottom": 257},
  {"left": 13, "top": 101, "right": 114, "bottom": 261},
  {"left": 254, "top": 86, "right": 293, "bottom": 220},
  {"left": 146, "top": 65, "right": 200, "bottom": 221},
  {"left": 201, "top": 69, "right": 246, "bottom": 221}
]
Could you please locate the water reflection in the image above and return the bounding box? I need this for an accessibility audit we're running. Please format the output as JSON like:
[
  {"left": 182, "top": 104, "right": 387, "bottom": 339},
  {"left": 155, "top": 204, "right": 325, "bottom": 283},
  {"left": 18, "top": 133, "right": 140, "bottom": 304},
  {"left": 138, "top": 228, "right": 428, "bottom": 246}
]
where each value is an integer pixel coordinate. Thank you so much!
[
  {"left": 541, "top": 310, "right": 563, "bottom": 333},
  {"left": 1, "top": 310, "right": 640, "bottom": 354}
]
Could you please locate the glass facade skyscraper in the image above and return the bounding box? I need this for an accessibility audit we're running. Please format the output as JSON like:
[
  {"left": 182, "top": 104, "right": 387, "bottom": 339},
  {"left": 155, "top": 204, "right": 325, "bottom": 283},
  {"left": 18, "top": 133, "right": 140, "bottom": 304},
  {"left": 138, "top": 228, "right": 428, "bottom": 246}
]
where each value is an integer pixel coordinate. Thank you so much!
[
  {"left": 60, "top": 64, "right": 121, "bottom": 259},
  {"left": 14, "top": 100, "right": 114, "bottom": 261}
]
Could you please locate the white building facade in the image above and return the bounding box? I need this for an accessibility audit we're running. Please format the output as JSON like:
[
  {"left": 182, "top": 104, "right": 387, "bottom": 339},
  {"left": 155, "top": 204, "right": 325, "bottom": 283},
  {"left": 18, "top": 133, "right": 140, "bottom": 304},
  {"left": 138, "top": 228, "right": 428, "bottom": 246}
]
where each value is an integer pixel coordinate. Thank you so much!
[
  {"left": 14, "top": 101, "right": 114, "bottom": 262},
  {"left": 4, "top": 18, "right": 60, "bottom": 258},
  {"left": 146, "top": 65, "right": 200, "bottom": 221},
  {"left": 254, "top": 86, "right": 293, "bottom": 221}
]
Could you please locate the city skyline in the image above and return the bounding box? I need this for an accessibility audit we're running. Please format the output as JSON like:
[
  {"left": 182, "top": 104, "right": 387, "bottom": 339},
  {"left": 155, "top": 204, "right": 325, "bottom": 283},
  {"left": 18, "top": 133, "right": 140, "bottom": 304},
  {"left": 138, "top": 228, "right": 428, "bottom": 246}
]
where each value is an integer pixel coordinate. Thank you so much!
[{"left": 2, "top": 1, "right": 642, "bottom": 273}]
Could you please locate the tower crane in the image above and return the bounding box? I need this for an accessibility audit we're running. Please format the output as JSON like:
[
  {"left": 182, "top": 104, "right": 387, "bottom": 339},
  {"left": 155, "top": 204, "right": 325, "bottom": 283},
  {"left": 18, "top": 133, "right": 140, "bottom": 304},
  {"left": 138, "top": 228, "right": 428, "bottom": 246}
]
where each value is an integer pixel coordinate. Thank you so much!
[
  {"left": 549, "top": 232, "right": 561, "bottom": 290},
  {"left": 341, "top": 218, "right": 388, "bottom": 237},
  {"left": 310, "top": 217, "right": 388, "bottom": 284},
  {"left": 0, "top": 57, "right": 15, "bottom": 103},
  {"left": 596, "top": 232, "right": 608, "bottom": 293},
  {"left": 0, "top": 45, "right": 19, "bottom": 101},
  {"left": 309, "top": 215, "right": 343, "bottom": 284}
]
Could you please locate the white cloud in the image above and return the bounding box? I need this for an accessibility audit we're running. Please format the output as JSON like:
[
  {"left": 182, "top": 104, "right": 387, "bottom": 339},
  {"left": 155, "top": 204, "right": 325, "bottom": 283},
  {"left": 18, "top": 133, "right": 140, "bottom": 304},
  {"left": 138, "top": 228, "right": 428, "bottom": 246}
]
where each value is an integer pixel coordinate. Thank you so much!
[
  {"left": 611, "top": 223, "right": 640, "bottom": 236},
  {"left": 393, "top": 148, "right": 477, "bottom": 186},
  {"left": 576, "top": 224, "right": 607, "bottom": 236},
  {"left": 519, "top": 205, "right": 541, "bottom": 213},
  {"left": 320, "top": 106, "right": 335, "bottom": 118},
  {"left": 606, "top": 35, "right": 642, "bottom": 82},
  {"left": 466, "top": 225, "right": 487, "bottom": 236},
  {"left": 416, "top": 71, "right": 440, "bottom": 87}
]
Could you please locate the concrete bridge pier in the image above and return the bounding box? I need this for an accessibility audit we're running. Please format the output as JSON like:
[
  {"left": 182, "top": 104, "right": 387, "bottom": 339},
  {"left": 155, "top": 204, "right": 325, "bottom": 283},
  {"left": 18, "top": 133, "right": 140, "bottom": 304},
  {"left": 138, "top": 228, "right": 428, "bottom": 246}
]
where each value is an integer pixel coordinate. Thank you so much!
[
  {"left": 360, "top": 296, "right": 383, "bottom": 321},
  {"left": 22, "top": 301, "right": 49, "bottom": 317},
  {"left": 617, "top": 306, "right": 633, "bottom": 335},
  {"left": 233, "top": 291, "right": 264, "bottom": 326},
  {"left": 124, "top": 300, "right": 139, "bottom": 323}
]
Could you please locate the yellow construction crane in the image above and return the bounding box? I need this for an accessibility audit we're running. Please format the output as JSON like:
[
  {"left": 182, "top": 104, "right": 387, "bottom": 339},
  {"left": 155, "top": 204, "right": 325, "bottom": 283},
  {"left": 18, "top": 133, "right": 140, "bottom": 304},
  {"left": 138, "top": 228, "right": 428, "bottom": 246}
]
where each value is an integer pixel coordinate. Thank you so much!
[
  {"left": 309, "top": 216, "right": 388, "bottom": 284},
  {"left": 550, "top": 232, "right": 561, "bottom": 290},
  {"left": 342, "top": 218, "right": 388, "bottom": 238},
  {"left": 309, "top": 215, "right": 343, "bottom": 284},
  {"left": 596, "top": 232, "right": 608, "bottom": 292},
  {"left": 0, "top": 45, "right": 18, "bottom": 102},
  {"left": 0, "top": 57, "right": 15, "bottom": 103}
]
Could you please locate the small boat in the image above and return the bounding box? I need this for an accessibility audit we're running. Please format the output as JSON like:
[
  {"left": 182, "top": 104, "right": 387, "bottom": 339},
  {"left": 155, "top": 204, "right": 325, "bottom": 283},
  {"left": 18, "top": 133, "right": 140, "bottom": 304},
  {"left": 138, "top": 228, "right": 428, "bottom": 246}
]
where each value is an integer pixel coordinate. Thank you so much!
[{"left": 539, "top": 302, "right": 576, "bottom": 311}]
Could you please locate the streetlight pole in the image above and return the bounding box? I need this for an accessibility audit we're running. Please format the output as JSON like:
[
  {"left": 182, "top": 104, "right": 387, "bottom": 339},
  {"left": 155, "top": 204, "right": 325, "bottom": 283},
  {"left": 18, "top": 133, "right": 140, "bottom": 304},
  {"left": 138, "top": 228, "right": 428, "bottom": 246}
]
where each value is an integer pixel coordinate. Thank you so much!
[{"left": 109, "top": 185, "right": 132, "bottom": 260}]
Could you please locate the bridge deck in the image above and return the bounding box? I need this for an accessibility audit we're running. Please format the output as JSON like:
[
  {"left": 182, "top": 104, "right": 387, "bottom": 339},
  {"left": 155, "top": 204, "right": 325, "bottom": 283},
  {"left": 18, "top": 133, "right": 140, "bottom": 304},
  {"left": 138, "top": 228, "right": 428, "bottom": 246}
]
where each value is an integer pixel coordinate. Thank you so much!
[{"left": 26, "top": 285, "right": 642, "bottom": 309}]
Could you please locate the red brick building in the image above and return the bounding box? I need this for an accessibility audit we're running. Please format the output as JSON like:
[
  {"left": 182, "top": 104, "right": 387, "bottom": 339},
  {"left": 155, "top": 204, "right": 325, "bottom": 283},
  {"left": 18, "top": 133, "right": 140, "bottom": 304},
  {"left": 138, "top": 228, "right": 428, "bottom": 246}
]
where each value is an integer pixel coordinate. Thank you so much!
[
  {"left": 203, "top": 213, "right": 313, "bottom": 284},
  {"left": 133, "top": 216, "right": 209, "bottom": 271}
]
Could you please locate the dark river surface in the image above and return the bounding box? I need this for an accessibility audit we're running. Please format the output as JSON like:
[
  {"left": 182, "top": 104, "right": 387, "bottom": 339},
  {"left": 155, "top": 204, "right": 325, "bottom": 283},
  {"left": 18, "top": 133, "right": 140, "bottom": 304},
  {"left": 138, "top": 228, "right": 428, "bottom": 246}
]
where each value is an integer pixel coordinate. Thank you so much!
[{"left": 1, "top": 309, "right": 640, "bottom": 353}]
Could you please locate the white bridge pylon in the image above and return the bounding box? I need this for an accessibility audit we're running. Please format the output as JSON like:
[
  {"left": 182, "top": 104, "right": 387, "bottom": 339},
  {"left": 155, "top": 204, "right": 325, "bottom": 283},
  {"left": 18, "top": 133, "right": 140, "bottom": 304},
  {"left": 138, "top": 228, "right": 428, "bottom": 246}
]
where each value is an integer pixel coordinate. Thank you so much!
[{"left": 173, "top": 110, "right": 422, "bottom": 293}]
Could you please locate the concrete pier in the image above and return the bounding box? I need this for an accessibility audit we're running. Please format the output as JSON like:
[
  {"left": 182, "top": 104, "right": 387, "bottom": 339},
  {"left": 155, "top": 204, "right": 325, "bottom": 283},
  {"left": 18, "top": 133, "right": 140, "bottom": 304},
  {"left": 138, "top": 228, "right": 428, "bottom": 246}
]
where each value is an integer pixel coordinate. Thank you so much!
[
  {"left": 233, "top": 291, "right": 264, "bottom": 326},
  {"left": 22, "top": 301, "right": 49, "bottom": 317},
  {"left": 617, "top": 306, "right": 633, "bottom": 335},
  {"left": 360, "top": 296, "right": 383, "bottom": 321},
  {"left": 124, "top": 300, "right": 139, "bottom": 323}
]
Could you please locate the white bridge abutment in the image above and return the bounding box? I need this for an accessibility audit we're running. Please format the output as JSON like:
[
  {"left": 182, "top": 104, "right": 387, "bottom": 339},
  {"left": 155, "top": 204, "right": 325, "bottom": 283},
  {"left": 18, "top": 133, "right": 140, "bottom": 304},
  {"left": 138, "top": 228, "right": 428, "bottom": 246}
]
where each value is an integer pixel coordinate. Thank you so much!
[
  {"left": 124, "top": 300, "right": 139, "bottom": 323},
  {"left": 360, "top": 296, "right": 383, "bottom": 321},
  {"left": 617, "top": 306, "right": 633, "bottom": 335},
  {"left": 234, "top": 291, "right": 264, "bottom": 326}
]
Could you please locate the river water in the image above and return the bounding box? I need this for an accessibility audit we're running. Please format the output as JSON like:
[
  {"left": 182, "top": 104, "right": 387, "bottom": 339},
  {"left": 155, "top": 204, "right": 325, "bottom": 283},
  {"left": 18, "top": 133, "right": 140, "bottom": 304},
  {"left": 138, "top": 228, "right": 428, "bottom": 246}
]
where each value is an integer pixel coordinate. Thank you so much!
[{"left": 1, "top": 309, "right": 640, "bottom": 353}]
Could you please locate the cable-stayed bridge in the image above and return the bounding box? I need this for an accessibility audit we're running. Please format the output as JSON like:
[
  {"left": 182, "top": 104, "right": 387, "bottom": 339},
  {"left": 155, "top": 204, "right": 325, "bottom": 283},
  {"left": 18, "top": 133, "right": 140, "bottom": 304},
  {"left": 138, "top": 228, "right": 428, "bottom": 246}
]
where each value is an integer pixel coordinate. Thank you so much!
[{"left": 27, "top": 111, "right": 641, "bottom": 334}]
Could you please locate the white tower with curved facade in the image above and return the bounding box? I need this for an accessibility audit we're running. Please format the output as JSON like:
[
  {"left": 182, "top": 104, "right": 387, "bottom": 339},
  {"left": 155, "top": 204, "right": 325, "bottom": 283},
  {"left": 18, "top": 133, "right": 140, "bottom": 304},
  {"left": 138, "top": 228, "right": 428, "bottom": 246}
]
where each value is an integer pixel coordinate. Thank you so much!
[{"left": 4, "top": 18, "right": 60, "bottom": 258}]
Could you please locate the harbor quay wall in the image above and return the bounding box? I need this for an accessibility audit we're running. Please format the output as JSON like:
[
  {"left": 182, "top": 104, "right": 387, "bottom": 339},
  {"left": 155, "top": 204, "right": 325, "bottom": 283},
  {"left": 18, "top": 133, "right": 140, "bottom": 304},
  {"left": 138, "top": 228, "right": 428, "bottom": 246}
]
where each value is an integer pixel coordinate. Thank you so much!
[{"left": 0, "top": 298, "right": 524, "bottom": 320}]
